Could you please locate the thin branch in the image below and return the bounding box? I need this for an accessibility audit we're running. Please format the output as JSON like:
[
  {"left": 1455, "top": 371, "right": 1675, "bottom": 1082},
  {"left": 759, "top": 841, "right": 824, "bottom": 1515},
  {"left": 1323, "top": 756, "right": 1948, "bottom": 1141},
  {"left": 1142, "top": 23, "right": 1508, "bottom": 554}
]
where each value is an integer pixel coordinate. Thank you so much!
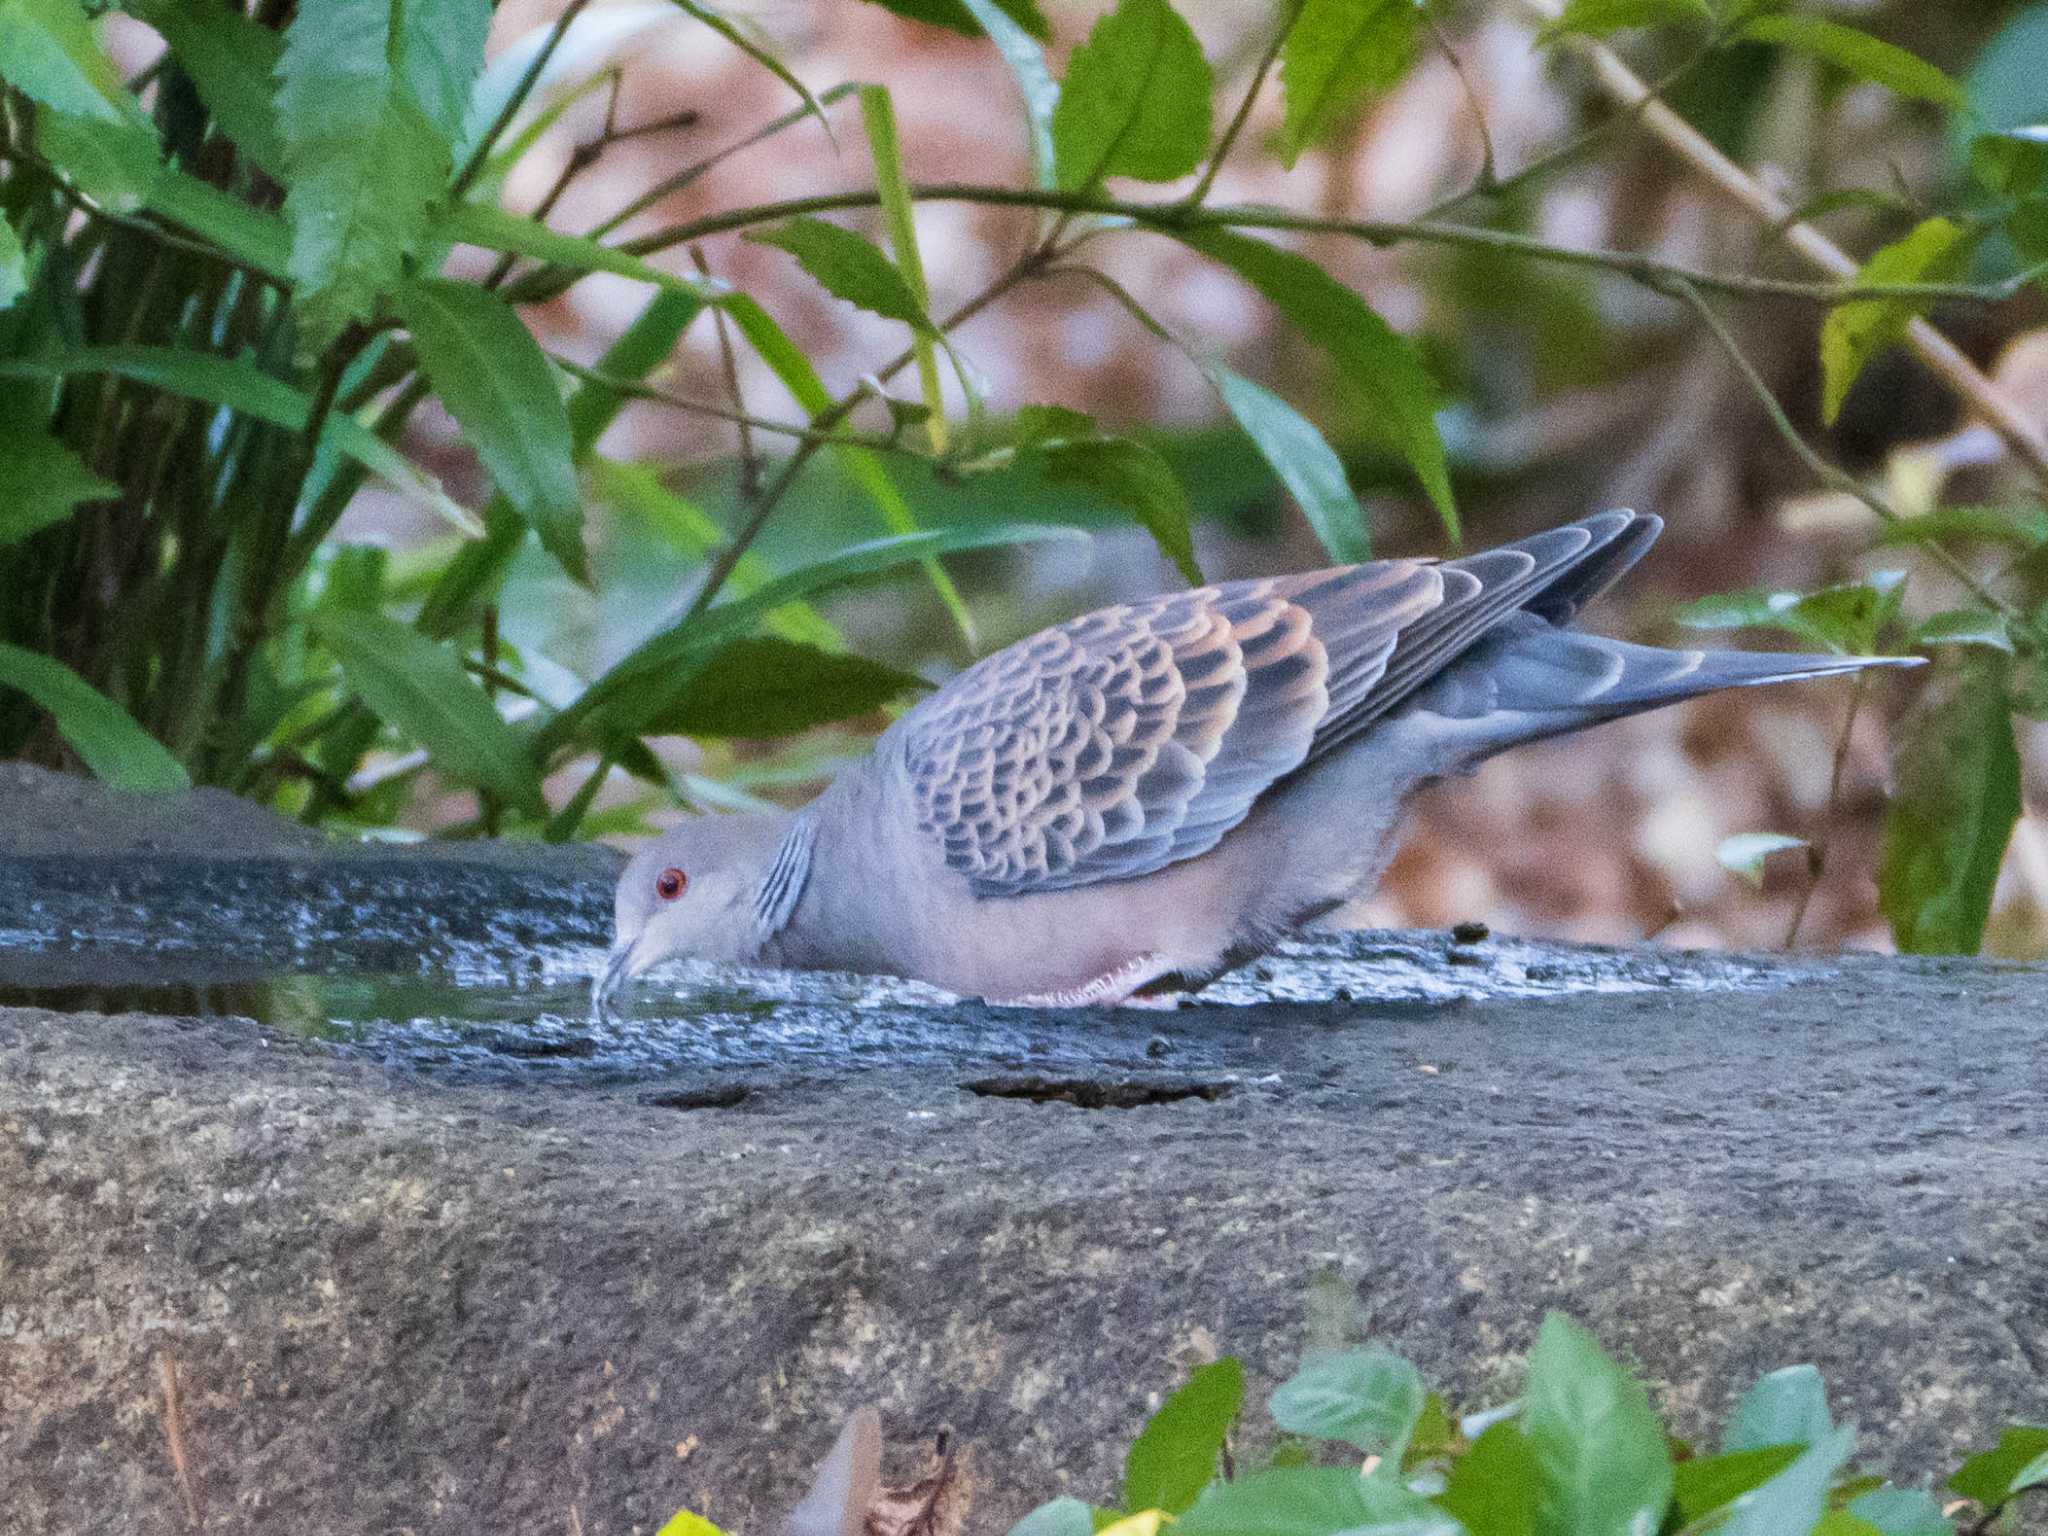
[
  {"left": 1183, "top": 21, "right": 1288, "bottom": 209},
  {"left": 1667, "top": 278, "right": 2025, "bottom": 628},
  {"left": 450, "top": 0, "right": 596, "bottom": 202},
  {"left": 694, "top": 245, "right": 762, "bottom": 502},
  {"left": 1423, "top": 6, "right": 1498, "bottom": 196},
  {"left": 1520, "top": 0, "right": 2048, "bottom": 486},
  {"left": 546, "top": 354, "right": 927, "bottom": 455},
  {"left": 1785, "top": 669, "right": 1868, "bottom": 949}
]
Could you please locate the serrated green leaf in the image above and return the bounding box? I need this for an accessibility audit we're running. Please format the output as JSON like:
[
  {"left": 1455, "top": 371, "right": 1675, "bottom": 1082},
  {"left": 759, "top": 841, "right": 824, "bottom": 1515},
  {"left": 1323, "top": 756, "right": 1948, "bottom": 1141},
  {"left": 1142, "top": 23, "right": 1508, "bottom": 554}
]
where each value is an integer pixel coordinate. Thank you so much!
[
  {"left": 1177, "top": 228, "right": 1454, "bottom": 541},
  {"left": 1436, "top": 1421, "right": 1538, "bottom": 1536},
  {"left": 397, "top": 278, "right": 583, "bottom": 582},
  {"left": 959, "top": 0, "right": 1060, "bottom": 188},
  {"left": 1208, "top": 364, "right": 1370, "bottom": 562},
  {"left": 145, "top": 167, "right": 291, "bottom": 278},
  {"left": 0, "top": 0, "right": 132, "bottom": 121},
  {"left": 1821, "top": 218, "right": 1976, "bottom": 424},
  {"left": 748, "top": 216, "right": 930, "bottom": 331},
  {"left": 1052, "top": 0, "right": 1212, "bottom": 190},
  {"left": 1176, "top": 1467, "right": 1459, "bottom": 1536},
  {"left": 311, "top": 609, "right": 543, "bottom": 813},
  {"left": 38, "top": 106, "right": 161, "bottom": 213},
  {"left": 1880, "top": 659, "right": 2021, "bottom": 955},
  {"left": 622, "top": 635, "right": 927, "bottom": 740},
  {"left": 141, "top": 0, "right": 288, "bottom": 176},
  {"left": 1948, "top": 1426, "right": 2048, "bottom": 1507},
  {"left": 1269, "top": 1347, "right": 1426, "bottom": 1459},
  {"left": 1007, "top": 1498, "right": 1097, "bottom": 1536},
  {"left": 1523, "top": 1314, "right": 1672, "bottom": 1536},
  {"left": 1845, "top": 1487, "right": 1954, "bottom": 1536},
  {"left": 857, "top": 0, "right": 1049, "bottom": 39},
  {"left": 1725, "top": 1365, "right": 1834, "bottom": 1453},
  {"left": 1124, "top": 1359, "right": 1244, "bottom": 1517},
  {"left": 1040, "top": 436, "right": 1200, "bottom": 583},
  {"left": 0, "top": 215, "right": 28, "bottom": 310},
  {"left": 1716, "top": 832, "right": 1809, "bottom": 889},
  {"left": 1277, "top": 0, "right": 1421, "bottom": 167},
  {"left": 1913, "top": 608, "right": 2013, "bottom": 653},
  {"left": 0, "top": 642, "right": 190, "bottom": 792},
  {"left": 278, "top": 0, "right": 488, "bottom": 348},
  {"left": 0, "top": 422, "right": 118, "bottom": 546},
  {"left": 1741, "top": 15, "right": 1964, "bottom": 109},
  {"left": 1716, "top": 1426, "right": 1857, "bottom": 1536},
  {"left": 1537, "top": 0, "right": 1715, "bottom": 43}
]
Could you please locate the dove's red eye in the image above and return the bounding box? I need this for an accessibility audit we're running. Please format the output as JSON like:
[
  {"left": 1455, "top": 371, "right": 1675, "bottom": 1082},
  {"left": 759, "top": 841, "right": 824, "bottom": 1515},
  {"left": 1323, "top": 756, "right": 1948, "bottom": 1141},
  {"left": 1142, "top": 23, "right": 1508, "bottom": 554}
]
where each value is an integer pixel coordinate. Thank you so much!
[{"left": 655, "top": 868, "right": 686, "bottom": 901}]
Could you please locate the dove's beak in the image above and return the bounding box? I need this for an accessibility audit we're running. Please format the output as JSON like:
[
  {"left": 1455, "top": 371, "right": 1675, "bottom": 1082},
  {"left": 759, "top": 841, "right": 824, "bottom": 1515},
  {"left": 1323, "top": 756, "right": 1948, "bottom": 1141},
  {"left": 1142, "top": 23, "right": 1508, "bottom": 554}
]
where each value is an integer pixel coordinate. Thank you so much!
[{"left": 593, "top": 934, "right": 646, "bottom": 1020}]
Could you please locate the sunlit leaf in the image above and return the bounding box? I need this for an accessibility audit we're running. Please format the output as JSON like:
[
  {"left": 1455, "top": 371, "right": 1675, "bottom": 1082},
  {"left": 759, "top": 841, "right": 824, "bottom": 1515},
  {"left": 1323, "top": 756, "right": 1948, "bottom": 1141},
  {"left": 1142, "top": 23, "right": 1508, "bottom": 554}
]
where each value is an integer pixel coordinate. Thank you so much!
[
  {"left": 1178, "top": 228, "right": 1454, "bottom": 541},
  {"left": 1051, "top": 0, "right": 1213, "bottom": 190},
  {"left": 652, "top": 1510, "right": 726, "bottom": 1536},
  {"left": 1125, "top": 1359, "right": 1244, "bottom": 1516},
  {"left": 1948, "top": 1426, "right": 2048, "bottom": 1508},
  {"left": 1269, "top": 1347, "right": 1426, "bottom": 1460},
  {"left": 1879, "top": 659, "right": 2021, "bottom": 956},
  {"left": 1820, "top": 218, "right": 1977, "bottom": 424},
  {"left": 1176, "top": 1467, "right": 1460, "bottom": 1536},
  {"left": 1278, "top": 0, "right": 1421, "bottom": 167},
  {"left": 1436, "top": 1421, "right": 1538, "bottom": 1536},
  {"left": 0, "top": 642, "right": 189, "bottom": 791},
  {"left": 1740, "top": 15, "right": 1965, "bottom": 109},
  {"left": 1677, "top": 575, "right": 1903, "bottom": 656},
  {"left": 398, "top": 278, "right": 583, "bottom": 581},
  {"left": 1716, "top": 832, "right": 1809, "bottom": 889},
  {"left": 312, "top": 609, "right": 544, "bottom": 814},
  {"left": 1208, "top": 364, "right": 1370, "bottom": 562},
  {"left": 748, "top": 216, "right": 931, "bottom": 331},
  {"left": 1870, "top": 504, "right": 2048, "bottom": 550},
  {"left": 1523, "top": 1314, "right": 1672, "bottom": 1536}
]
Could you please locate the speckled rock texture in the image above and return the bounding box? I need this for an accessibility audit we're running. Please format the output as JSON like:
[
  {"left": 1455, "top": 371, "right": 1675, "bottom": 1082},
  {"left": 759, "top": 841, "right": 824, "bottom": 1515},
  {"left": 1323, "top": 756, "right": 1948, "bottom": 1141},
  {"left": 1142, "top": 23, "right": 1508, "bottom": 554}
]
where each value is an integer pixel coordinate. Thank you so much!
[{"left": 1, "top": 765, "right": 2045, "bottom": 1535}]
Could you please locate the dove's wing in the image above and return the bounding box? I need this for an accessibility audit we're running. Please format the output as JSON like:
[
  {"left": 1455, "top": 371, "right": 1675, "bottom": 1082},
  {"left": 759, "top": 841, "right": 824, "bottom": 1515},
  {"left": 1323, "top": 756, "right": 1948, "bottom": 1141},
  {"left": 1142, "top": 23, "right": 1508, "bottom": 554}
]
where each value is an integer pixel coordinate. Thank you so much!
[{"left": 898, "top": 511, "right": 1658, "bottom": 898}]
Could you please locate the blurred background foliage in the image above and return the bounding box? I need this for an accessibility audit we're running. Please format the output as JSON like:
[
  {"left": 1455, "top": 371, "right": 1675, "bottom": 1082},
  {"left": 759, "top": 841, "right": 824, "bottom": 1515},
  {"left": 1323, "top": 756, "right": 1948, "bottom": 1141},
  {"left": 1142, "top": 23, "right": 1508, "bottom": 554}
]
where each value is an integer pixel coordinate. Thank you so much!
[{"left": 3, "top": 0, "right": 2048, "bottom": 957}]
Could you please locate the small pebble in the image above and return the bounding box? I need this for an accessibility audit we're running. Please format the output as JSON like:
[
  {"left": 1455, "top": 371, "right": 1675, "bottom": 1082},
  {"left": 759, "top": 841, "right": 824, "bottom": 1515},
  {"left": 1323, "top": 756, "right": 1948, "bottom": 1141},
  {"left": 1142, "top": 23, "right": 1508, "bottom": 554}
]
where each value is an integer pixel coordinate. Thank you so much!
[{"left": 1451, "top": 920, "right": 1490, "bottom": 945}]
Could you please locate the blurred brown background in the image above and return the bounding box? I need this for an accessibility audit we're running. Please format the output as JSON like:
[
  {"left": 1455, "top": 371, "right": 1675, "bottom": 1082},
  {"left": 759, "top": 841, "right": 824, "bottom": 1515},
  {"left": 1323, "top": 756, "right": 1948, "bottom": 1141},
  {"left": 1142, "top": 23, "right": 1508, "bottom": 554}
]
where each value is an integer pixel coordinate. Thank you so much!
[{"left": 324, "top": 0, "right": 2048, "bottom": 955}]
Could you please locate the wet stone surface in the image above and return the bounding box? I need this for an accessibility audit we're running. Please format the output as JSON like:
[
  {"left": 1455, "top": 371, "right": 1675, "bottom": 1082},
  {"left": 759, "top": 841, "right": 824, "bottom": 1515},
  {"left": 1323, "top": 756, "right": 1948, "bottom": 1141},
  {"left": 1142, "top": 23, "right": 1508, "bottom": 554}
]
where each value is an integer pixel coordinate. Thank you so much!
[{"left": 1, "top": 764, "right": 2044, "bottom": 1535}]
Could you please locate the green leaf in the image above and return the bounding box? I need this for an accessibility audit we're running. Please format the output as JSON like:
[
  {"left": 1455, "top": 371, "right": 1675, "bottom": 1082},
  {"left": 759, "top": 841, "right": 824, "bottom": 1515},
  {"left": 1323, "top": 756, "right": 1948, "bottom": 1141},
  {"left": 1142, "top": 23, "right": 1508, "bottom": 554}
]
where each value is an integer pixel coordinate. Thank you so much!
[
  {"left": 857, "top": 0, "right": 1050, "bottom": 39},
  {"left": 1522, "top": 1314, "right": 1672, "bottom": 1536},
  {"left": 147, "top": 166, "right": 291, "bottom": 278},
  {"left": 1913, "top": 608, "right": 2013, "bottom": 654},
  {"left": 959, "top": 0, "right": 1060, "bottom": 188},
  {"left": 0, "top": 0, "right": 133, "bottom": 121},
  {"left": 1716, "top": 832, "right": 1809, "bottom": 889},
  {"left": 439, "top": 202, "right": 714, "bottom": 301},
  {"left": 1040, "top": 436, "right": 1200, "bottom": 583},
  {"left": 1051, "top": 0, "right": 1213, "bottom": 190},
  {"left": 1278, "top": 0, "right": 1423, "bottom": 167},
  {"left": 1716, "top": 1426, "right": 1858, "bottom": 1536},
  {"left": 0, "top": 345, "right": 476, "bottom": 535},
  {"left": 1870, "top": 504, "right": 2048, "bottom": 550},
  {"left": 38, "top": 106, "right": 161, "bottom": 213},
  {"left": 1969, "top": 125, "right": 2048, "bottom": 201},
  {"left": 1820, "top": 218, "right": 1977, "bottom": 424},
  {"left": 1176, "top": 1468, "right": 1459, "bottom": 1536},
  {"left": 748, "top": 216, "right": 930, "bottom": 331},
  {"left": 0, "top": 214, "right": 31, "bottom": 311},
  {"left": 1948, "top": 1426, "right": 2048, "bottom": 1507},
  {"left": 1207, "top": 364, "right": 1370, "bottom": 562},
  {"left": 140, "top": 0, "right": 288, "bottom": 176},
  {"left": 1845, "top": 1488, "right": 1954, "bottom": 1536},
  {"left": 1676, "top": 575, "right": 1903, "bottom": 657},
  {"left": 1879, "top": 659, "right": 2022, "bottom": 955},
  {"left": 277, "top": 0, "right": 488, "bottom": 348},
  {"left": 1268, "top": 1348, "right": 1425, "bottom": 1459},
  {"left": 1008, "top": 1499, "right": 1098, "bottom": 1536},
  {"left": 1125, "top": 1359, "right": 1244, "bottom": 1516},
  {"left": 652, "top": 1510, "right": 726, "bottom": 1536},
  {"left": 0, "top": 422, "right": 118, "bottom": 546},
  {"left": 1725, "top": 1365, "right": 1834, "bottom": 1453},
  {"left": 626, "top": 636, "right": 929, "bottom": 740},
  {"left": 0, "top": 642, "right": 189, "bottom": 792},
  {"left": 397, "top": 278, "right": 584, "bottom": 583},
  {"left": 1673, "top": 1446, "right": 1805, "bottom": 1521},
  {"left": 311, "top": 609, "right": 544, "bottom": 814},
  {"left": 1740, "top": 15, "right": 1964, "bottom": 110},
  {"left": 1537, "top": 0, "right": 1715, "bottom": 42},
  {"left": 862, "top": 84, "right": 949, "bottom": 454},
  {"left": 1177, "top": 228, "right": 1454, "bottom": 541},
  {"left": 1436, "top": 1421, "right": 1539, "bottom": 1536}
]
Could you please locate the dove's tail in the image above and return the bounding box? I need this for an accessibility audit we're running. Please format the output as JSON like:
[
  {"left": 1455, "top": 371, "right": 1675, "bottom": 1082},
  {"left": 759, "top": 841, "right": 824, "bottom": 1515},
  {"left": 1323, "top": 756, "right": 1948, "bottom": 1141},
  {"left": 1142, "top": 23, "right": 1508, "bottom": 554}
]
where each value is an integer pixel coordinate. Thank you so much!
[{"left": 1401, "top": 614, "right": 1923, "bottom": 763}]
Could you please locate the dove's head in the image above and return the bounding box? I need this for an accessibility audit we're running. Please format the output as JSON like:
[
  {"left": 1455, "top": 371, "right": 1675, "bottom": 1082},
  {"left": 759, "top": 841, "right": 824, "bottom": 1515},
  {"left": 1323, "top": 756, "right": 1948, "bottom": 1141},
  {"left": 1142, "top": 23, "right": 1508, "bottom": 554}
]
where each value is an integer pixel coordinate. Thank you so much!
[{"left": 595, "top": 813, "right": 791, "bottom": 1016}]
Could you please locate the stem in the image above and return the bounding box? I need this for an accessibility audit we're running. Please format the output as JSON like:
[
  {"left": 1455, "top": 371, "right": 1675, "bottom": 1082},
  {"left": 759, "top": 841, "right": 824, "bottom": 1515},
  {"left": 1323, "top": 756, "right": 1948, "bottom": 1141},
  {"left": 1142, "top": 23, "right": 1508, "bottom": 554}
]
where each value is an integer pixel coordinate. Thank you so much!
[
  {"left": 449, "top": 0, "right": 596, "bottom": 202},
  {"left": 694, "top": 246, "right": 761, "bottom": 501},
  {"left": 1182, "top": 21, "right": 1287, "bottom": 209},
  {"left": 1784, "top": 669, "right": 1867, "bottom": 949},
  {"left": 546, "top": 355, "right": 924, "bottom": 455}
]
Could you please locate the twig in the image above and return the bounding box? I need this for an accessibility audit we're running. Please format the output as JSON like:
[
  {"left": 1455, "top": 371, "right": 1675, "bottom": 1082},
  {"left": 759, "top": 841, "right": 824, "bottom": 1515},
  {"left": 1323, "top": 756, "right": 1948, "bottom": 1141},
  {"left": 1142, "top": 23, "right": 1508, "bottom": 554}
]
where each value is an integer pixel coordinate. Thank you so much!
[
  {"left": 156, "top": 1346, "right": 205, "bottom": 1532},
  {"left": 694, "top": 246, "right": 761, "bottom": 502},
  {"left": 1423, "top": 5, "right": 1498, "bottom": 196},
  {"left": 1785, "top": 670, "right": 1868, "bottom": 948},
  {"left": 482, "top": 69, "right": 630, "bottom": 292},
  {"left": 1182, "top": 20, "right": 1288, "bottom": 209},
  {"left": 450, "top": 0, "right": 596, "bottom": 202},
  {"left": 545, "top": 355, "right": 928, "bottom": 454},
  {"left": 1520, "top": 0, "right": 2048, "bottom": 487}
]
